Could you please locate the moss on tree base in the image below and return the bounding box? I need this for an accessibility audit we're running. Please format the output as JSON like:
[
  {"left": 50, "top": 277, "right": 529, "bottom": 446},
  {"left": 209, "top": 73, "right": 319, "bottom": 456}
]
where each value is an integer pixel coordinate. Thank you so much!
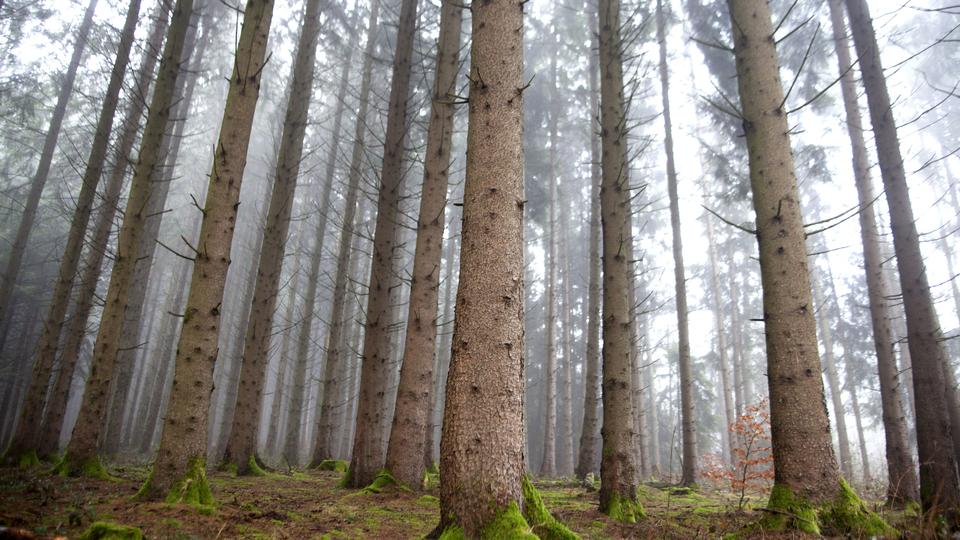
[
  {"left": 52, "top": 454, "right": 117, "bottom": 481},
  {"left": 361, "top": 469, "right": 411, "bottom": 494},
  {"left": 438, "top": 502, "right": 538, "bottom": 539},
  {"left": 136, "top": 457, "right": 214, "bottom": 510},
  {"left": 18, "top": 450, "right": 41, "bottom": 468},
  {"left": 316, "top": 459, "right": 349, "bottom": 473},
  {"left": 247, "top": 454, "right": 268, "bottom": 477},
  {"left": 77, "top": 521, "right": 143, "bottom": 540},
  {"left": 521, "top": 476, "right": 578, "bottom": 539},
  {"left": 600, "top": 490, "right": 646, "bottom": 524}
]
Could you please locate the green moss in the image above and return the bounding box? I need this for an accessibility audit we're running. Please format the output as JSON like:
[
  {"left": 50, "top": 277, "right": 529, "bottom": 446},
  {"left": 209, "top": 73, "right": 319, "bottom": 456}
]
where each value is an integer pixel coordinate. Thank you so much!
[
  {"left": 317, "top": 459, "right": 349, "bottom": 473},
  {"left": 77, "top": 521, "right": 143, "bottom": 540},
  {"left": 752, "top": 480, "right": 894, "bottom": 537},
  {"left": 52, "top": 454, "right": 117, "bottom": 481},
  {"left": 601, "top": 491, "right": 646, "bottom": 524},
  {"left": 521, "top": 476, "right": 579, "bottom": 539},
  {"left": 427, "top": 462, "right": 439, "bottom": 474},
  {"left": 18, "top": 450, "right": 40, "bottom": 468},
  {"left": 758, "top": 483, "right": 820, "bottom": 535},
  {"left": 247, "top": 454, "right": 267, "bottom": 477},
  {"left": 418, "top": 494, "right": 440, "bottom": 506},
  {"left": 337, "top": 466, "right": 353, "bottom": 488},
  {"left": 820, "top": 478, "right": 896, "bottom": 537},
  {"left": 361, "top": 469, "right": 411, "bottom": 494},
  {"left": 481, "top": 502, "right": 539, "bottom": 539},
  {"left": 162, "top": 456, "right": 214, "bottom": 509}
]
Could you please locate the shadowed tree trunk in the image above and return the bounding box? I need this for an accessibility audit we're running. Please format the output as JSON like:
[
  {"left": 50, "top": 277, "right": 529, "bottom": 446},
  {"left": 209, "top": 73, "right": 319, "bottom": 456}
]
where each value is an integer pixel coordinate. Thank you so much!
[
  {"left": 347, "top": 0, "right": 420, "bottom": 488},
  {"left": 597, "top": 0, "right": 644, "bottom": 522},
  {"left": 825, "top": 0, "right": 917, "bottom": 504},
  {"left": 812, "top": 277, "right": 854, "bottom": 479},
  {"left": 845, "top": 0, "right": 960, "bottom": 517},
  {"left": 0, "top": 0, "right": 98, "bottom": 334},
  {"left": 136, "top": 0, "right": 274, "bottom": 501},
  {"left": 223, "top": 0, "right": 322, "bottom": 475},
  {"left": 383, "top": 0, "right": 462, "bottom": 490}
]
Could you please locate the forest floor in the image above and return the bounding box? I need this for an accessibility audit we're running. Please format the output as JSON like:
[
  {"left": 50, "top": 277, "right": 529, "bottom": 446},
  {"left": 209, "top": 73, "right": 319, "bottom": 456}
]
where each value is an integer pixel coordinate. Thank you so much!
[{"left": 0, "top": 463, "right": 917, "bottom": 539}]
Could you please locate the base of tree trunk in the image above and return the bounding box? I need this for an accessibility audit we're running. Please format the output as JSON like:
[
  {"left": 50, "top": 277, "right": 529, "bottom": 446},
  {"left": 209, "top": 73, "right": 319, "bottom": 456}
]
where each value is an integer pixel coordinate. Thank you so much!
[
  {"left": 135, "top": 457, "right": 213, "bottom": 508},
  {"left": 599, "top": 490, "right": 646, "bottom": 524},
  {"left": 360, "top": 469, "right": 413, "bottom": 494},
  {"left": 220, "top": 454, "right": 269, "bottom": 477},
  {"left": 52, "top": 454, "right": 117, "bottom": 481},
  {"left": 78, "top": 520, "right": 144, "bottom": 540},
  {"left": 746, "top": 480, "right": 895, "bottom": 537},
  {"left": 2, "top": 449, "right": 42, "bottom": 468},
  {"left": 315, "top": 459, "right": 349, "bottom": 473}
]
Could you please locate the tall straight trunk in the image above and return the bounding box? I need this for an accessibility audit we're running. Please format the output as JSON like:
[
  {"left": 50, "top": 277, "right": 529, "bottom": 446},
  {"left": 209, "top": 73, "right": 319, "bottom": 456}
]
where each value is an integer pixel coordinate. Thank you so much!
[
  {"left": 559, "top": 204, "right": 576, "bottom": 476},
  {"left": 645, "top": 347, "right": 661, "bottom": 476},
  {"left": 812, "top": 277, "right": 854, "bottom": 478},
  {"left": 597, "top": 0, "right": 643, "bottom": 522},
  {"left": 575, "top": 4, "right": 602, "bottom": 479},
  {"left": 0, "top": 0, "right": 98, "bottom": 331},
  {"left": 265, "top": 258, "right": 300, "bottom": 461},
  {"left": 4, "top": 0, "right": 141, "bottom": 461},
  {"left": 34, "top": 4, "right": 171, "bottom": 458},
  {"left": 628, "top": 252, "right": 647, "bottom": 480},
  {"left": 847, "top": 367, "right": 873, "bottom": 484},
  {"left": 279, "top": 260, "right": 312, "bottom": 467},
  {"left": 309, "top": 0, "right": 379, "bottom": 467},
  {"left": 224, "top": 0, "right": 322, "bottom": 475},
  {"left": 726, "top": 0, "right": 888, "bottom": 533},
  {"left": 347, "top": 0, "right": 420, "bottom": 488},
  {"left": 57, "top": 0, "right": 197, "bottom": 476},
  {"left": 705, "top": 215, "right": 735, "bottom": 464},
  {"left": 656, "top": 0, "right": 696, "bottom": 487},
  {"left": 826, "top": 0, "right": 916, "bottom": 503},
  {"left": 137, "top": 0, "right": 274, "bottom": 501},
  {"left": 728, "top": 261, "right": 748, "bottom": 415},
  {"left": 845, "top": 0, "right": 960, "bottom": 515},
  {"left": 384, "top": 0, "right": 462, "bottom": 489},
  {"left": 437, "top": 0, "right": 527, "bottom": 533}
]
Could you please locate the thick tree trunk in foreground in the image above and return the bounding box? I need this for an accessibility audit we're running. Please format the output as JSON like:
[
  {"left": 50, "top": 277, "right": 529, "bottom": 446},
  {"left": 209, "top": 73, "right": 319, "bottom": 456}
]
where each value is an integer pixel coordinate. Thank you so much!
[
  {"left": 5, "top": 0, "right": 141, "bottom": 461},
  {"left": 348, "top": 0, "right": 420, "bottom": 488},
  {"left": 656, "top": 0, "right": 696, "bottom": 487},
  {"left": 597, "top": 0, "right": 643, "bottom": 522},
  {"left": 310, "top": 0, "right": 379, "bottom": 467},
  {"left": 826, "top": 0, "right": 917, "bottom": 504},
  {"left": 224, "top": 0, "right": 322, "bottom": 475},
  {"left": 845, "top": 0, "right": 960, "bottom": 516},
  {"left": 138, "top": 0, "right": 274, "bottom": 502},
  {"left": 57, "top": 0, "right": 196, "bottom": 476},
  {"left": 437, "top": 0, "right": 528, "bottom": 535},
  {"left": 0, "top": 0, "right": 98, "bottom": 332},
  {"left": 384, "top": 0, "right": 461, "bottom": 489}
]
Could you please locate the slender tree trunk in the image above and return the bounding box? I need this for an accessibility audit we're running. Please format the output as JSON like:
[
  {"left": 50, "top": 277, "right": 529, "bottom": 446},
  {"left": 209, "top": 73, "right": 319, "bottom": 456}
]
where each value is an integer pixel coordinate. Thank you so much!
[
  {"left": 347, "top": 0, "right": 420, "bottom": 488},
  {"left": 559, "top": 202, "right": 576, "bottom": 476},
  {"left": 812, "top": 277, "right": 854, "bottom": 479},
  {"left": 3, "top": 0, "right": 141, "bottom": 462},
  {"left": 224, "top": 0, "right": 322, "bottom": 475},
  {"left": 137, "top": 0, "right": 274, "bottom": 501},
  {"left": 729, "top": 261, "right": 747, "bottom": 415},
  {"left": 825, "top": 0, "right": 917, "bottom": 504},
  {"left": 0, "top": 0, "right": 98, "bottom": 332},
  {"left": 645, "top": 347, "right": 661, "bottom": 477},
  {"left": 309, "top": 0, "right": 379, "bottom": 467},
  {"left": 575, "top": 6, "right": 602, "bottom": 479},
  {"left": 437, "top": 0, "right": 527, "bottom": 533},
  {"left": 384, "top": 0, "right": 462, "bottom": 489},
  {"left": 846, "top": 366, "right": 873, "bottom": 485},
  {"left": 705, "top": 215, "right": 736, "bottom": 465},
  {"left": 265, "top": 255, "right": 300, "bottom": 461},
  {"left": 597, "top": 0, "right": 643, "bottom": 522},
  {"left": 845, "top": 0, "right": 960, "bottom": 515},
  {"left": 628, "top": 254, "right": 647, "bottom": 481}
]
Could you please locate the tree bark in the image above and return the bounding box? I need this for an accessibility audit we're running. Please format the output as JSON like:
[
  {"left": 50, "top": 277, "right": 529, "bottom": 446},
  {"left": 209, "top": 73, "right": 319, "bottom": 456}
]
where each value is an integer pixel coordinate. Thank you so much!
[
  {"left": 384, "top": 0, "right": 462, "bottom": 489},
  {"left": 138, "top": 0, "right": 274, "bottom": 500},
  {"left": 347, "top": 0, "right": 420, "bottom": 488},
  {"left": 705, "top": 214, "right": 736, "bottom": 465},
  {"left": 559, "top": 196, "right": 576, "bottom": 477},
  {"left": 223, "top": 0, "right": 323, "bottom": 475},
  {"left": 437, "top": 0, "right": 527, "bottom": 534},
  {"left": 845, "top": 0, "right": 960, "bottom": 515}
]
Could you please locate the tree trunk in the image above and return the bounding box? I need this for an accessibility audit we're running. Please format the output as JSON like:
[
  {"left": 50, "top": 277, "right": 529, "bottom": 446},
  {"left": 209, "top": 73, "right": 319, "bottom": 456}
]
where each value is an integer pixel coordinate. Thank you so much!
[
  {"left": 705, "top": 215, "right": 736, "bottom": 465},
  {"left": 846, "top": 367, "right": 873, "bottom": 485},
  {"left": 383, "top": 0, "right": 462, "bottom": 489},
  {"left": 3, "top": 0, "right": 141, "bottom": 461},
  {"left": 0, "top": 0, "right": 98, "bottom": 332},
  {"left": 559, "top": 198, "right": 576, "bottom": 477},
  {"left": 575, "top": 5, "right": 602, "bottom": 479},
  {"left": 347, "top": 0, "right": 420, "bottom": 489},
  {"left": 812, "top": 277, "right": 854, "bottom": 479},
  {"left": 265, "top": 253, "right": 300, "bottom": 461},
  {"left": 845, "top": 0, "right": 960, "bottom": 516},
  {"left": 223, "top": 0, "right": 322, "bottom": 475},
  {"left": 628, "top": 254, "right": 647, "bottom": 481},
  {"left": 309, "top": 0, "right": 379, "bottom": 467},
  {"left": 728, "top": 256, "right": 748, "bottom": 415},
  {"left": 597, "top": 0, "right": 643, "bottom": 522},
  {"left": 137, "top": 0, "right": 274, "bottom": 501},
  {"left": 825, "top": 0, "right": 917, "bottom": 504},
  {"left": 437, "top": 0, "right": 527, "bottom": 534}
]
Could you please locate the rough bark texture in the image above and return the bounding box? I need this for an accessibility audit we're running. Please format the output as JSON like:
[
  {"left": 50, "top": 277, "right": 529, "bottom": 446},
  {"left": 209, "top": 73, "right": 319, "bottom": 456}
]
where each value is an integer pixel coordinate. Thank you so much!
[
  {"left": 844, "top": 0, "right": 960, "bottom": 515},
  {"left": 383, "top": 0, "right": 461, "bottom": 490},
  {"left": 310, "top": 0, "right": 378, "bottom": 467},
  {"left": 727, "top": 0, "right": 840, "bottom": 505},
  {"left": 5, "top": 0, "right": 141, "bottom": 460},
  {"left": 597, "top": 0, "right": 643, "bottom": 522},
  {"left": 437, "top": 0, "right": 527, "bottom": 535},
  {"left": 813, "top": 277, "right": 854, "bottom": 479},
  {"left": 138, "top": 0, "right": 274, "bottom": 501},
  {"left": 348, "top": 0, "right": 420, "bottom": 489},
  {"left": 58, "top": 0, "right": 196, "bottom": 474},
  {"left": 826, "top": 0, "right": 917, "bottom": 503},
  {"left": 576, "top": 8, "right": 603, "bottom": 480},
  {"left": 0, "top": 0, "right": 98, "bottom": 331},
  {"left": 656, "top": 0, "right": 696, "bottom": 487},
  {"left": 224, "top": 0, "right": 322, "bottom": 475}
]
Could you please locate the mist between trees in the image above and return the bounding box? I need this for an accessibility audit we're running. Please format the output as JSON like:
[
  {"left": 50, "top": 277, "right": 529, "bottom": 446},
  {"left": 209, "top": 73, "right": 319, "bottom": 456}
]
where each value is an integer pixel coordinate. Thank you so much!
[{"left": 0, "top": 0, "right": 958, "bottom": 537}]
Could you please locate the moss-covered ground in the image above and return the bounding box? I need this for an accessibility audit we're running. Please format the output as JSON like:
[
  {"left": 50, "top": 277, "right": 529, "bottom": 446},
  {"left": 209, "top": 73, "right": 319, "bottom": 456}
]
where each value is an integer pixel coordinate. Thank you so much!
[{"left": 0, "top": 462, "right": 915, "bottom": 539}]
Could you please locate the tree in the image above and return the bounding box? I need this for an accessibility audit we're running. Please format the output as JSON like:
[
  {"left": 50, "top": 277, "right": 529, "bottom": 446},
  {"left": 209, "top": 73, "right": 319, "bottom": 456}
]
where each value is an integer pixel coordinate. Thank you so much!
[
  {"left": 222, "top": 0, "right": 322, "bottom": 476},
  {"left": 347, "top": 0, "right": 420, "bottom": 488},
  {"left": 383, "top": 0, "right": 462, "bottom": 489},
  {"left": 135, "top": 0, "right": 274, "bottom": 502},
  {"left": 844, "top": 0, "right": 960, "bottom": 517},
  {"left": 724, "top": 0, "right": 891, "bottom": 534},
  {"left": 597, "top": 0, "right": 644, "bottom": 523}
]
